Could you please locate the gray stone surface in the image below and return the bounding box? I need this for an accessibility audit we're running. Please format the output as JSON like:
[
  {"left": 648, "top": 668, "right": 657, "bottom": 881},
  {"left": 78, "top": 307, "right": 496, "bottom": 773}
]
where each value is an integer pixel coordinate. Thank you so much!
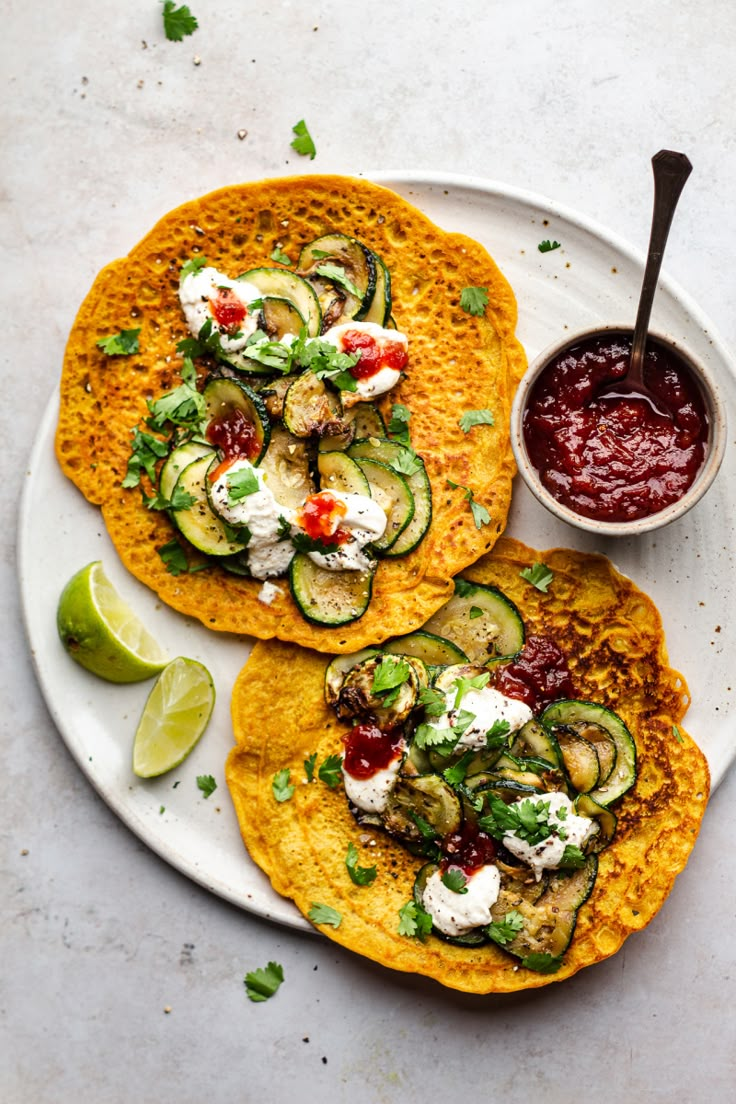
[{"left": 3, "top": 2, "right": 735, "bottom": 1101}]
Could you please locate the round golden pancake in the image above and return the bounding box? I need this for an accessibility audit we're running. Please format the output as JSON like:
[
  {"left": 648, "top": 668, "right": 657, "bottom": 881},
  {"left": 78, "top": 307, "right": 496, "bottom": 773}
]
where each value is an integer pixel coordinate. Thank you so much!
[
  {"left": 55, "top": 175, "right": 526, "bottom": 651},
  {"left": 226, "top": 537, "right": 710, "bottom": 993}
]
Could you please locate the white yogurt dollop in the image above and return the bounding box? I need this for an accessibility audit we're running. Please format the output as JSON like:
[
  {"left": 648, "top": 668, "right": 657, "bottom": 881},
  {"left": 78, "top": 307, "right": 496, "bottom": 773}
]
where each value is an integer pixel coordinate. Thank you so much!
[
  {"left": 178, "top": 266, "right": 262, "bottom": 353},
  {"left": 321, "top": 320, "right": 408, "bottom": 403},
  {"left": 427, "top": 684, "right": 533, "bottom": 750},
  {"left": 503, "top": 791, "right": 597, "bottom": 881},
  {"left": 304, "top": 491, "right": 387, "bottom": 573},
  {"left": 421, "top": 864, "right": 501, "bottom": 937},
  {"left": 208, "top": 458, "right": 295, "bottom": 579},
  {"left": 342, "top": 754, "right": 402, "bottom": 814}
]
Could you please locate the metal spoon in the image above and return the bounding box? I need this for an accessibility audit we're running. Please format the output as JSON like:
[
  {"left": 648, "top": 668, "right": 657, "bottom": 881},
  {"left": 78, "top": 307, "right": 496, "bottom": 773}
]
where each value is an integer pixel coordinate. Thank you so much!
[{"left": 599, "top": 149, "right": 692, "bottom": 399}]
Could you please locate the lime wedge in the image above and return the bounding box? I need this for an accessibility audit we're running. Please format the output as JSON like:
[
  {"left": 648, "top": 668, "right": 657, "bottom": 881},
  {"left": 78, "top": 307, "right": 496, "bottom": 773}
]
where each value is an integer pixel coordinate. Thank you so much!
[
  {"left": 133, "top": 657, "right": 215, "bottom": 778},
  {"left": 57, "top": 561, "right": 168, "bottom": 683}
]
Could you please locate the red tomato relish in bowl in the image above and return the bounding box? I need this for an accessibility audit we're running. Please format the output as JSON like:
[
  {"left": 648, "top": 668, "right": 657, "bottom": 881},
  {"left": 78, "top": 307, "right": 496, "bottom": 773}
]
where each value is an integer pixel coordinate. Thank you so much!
[{"left": 521, "top": 331, "right": 710, "bottom": 523}]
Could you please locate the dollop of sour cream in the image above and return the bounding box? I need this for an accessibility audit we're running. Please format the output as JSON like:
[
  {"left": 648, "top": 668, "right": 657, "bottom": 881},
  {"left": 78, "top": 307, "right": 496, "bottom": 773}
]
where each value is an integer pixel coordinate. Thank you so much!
[
  {"left": 305, "top": 491, "right": 387, "bottom": 573},
  {"left": 421, "top": 865, "right": 501, "bottom": 937},
  {"left": 503, "top": 791, "right": 597, "bottom": 881},
  {"left": 208, "top": 458, "right": 295, "bottom": 579},
  {"left": 179, "top": 266, "right": 262, "bottom": 353},
  {"left": 322, "top": 320, "right": 408, "bottom": 403},
  {"left": 342, "top": 755, "right": 402, "bottom": 814},
  {"left": 428, "top": 684, "right": 533, "bottom": 750}
]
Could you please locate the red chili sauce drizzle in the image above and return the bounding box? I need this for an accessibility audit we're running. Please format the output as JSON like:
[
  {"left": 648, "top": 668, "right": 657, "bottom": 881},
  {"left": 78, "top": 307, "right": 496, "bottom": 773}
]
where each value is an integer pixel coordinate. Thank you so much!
[
  {"left": 340, "top": 329, "right": 408, "bottom": 380},
  {"left": 209, "top": 286, "right": 247, "bottom": 331},
  {"left": 298, "top": 492, "right": 351, "bottom": 546},
  {"left": 342, "top": 723, "right": 403, "bottom": 779},
  {"left": 522, "top": 333, "right": 709, "bottom": 522},
  {"left": 207, "top": 408, "right": 260, "bottom": 472},
  {"left": 440, "top": 823, "right": 497, "bottom": 877},
  {"left": 493, "top": 635, "right": 574, "bottom": 714}
]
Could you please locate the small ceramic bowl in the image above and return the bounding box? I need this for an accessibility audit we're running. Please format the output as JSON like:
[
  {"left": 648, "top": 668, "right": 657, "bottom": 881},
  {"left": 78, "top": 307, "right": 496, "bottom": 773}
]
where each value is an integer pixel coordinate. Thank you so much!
[{"left": 510, "top": 325, "right": 728, "bottom": 536}]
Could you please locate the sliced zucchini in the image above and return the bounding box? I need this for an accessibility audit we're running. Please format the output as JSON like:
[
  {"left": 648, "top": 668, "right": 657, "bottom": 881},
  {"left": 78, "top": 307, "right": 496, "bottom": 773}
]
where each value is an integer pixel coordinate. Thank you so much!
[
  {"left": 289, "top": 553, "right": 374, "bottom": 626},
  {"left": 540, "top": 701, "right": 636, "bottom": 806},
  {"left": 258, "top": 425, "right": 315, "bottom": 510},
  {"left": 317, "top": 402, "right": 385, "bottom": 453},
  {"left": 259, "top": 376, "right": 292, "bottom": 421},
  {"left": 490, "top": 855, "right": 598, "bottom": 964},
  {"left": 575, "top": 793, "right": 617, "bottom": 850},
  {"left": 432, "top": 663, "right": 489, "bottom": 696},
  {"left": 283, "top": 371, "right": 350, "bottom": 440},
  {"left": 561, "top": 720, "right": 617, "bottom": 785},
  {"left": 351, "top": 456, "right": 414, "bottom": 552},
  {"left": 509, "top": 718, "right": 561, "bottom": 768},
  {"left": 296, "top": 233, "right": 377, "bottom": 324},
  {"left": 347, "top": 438, "right": 431, "bottom": 556},
  {"left": 359, "top": 253, "right": 392, "bottom": 326},
  {"left": 555, "top": 727, "right": 601, "bottom": 794},
  {"left": 324, "top": 647, "right": 383, "bottom": 706},
  {"left": 238, "top": 267, "right": 321, "bottom": 336},
  {"left": 413, "top": 863, "right": 488, "bottom": 946},
  {"left": 317, "top": 451, "right": 371, "bottom": 497},
  {"left": 382, "top": 775, "right": 461, "bottom": 844},
  {"left": 257, "top": 296, "right": 305, "bottom": 339},
  {"left": 159, "top": 440, "right": 213, "bottom": 500},
  {"left": 422, "top": 579, "right": 525, "bottom": 664},
  {"left": 336, "top": 655, "right": 419, "bottom": 727},
  {"left": 383, "top": 630, "right": 469, "bottom": 667},
  {"left": 171, "top": 453, "right": 247, "bottom": 557},
  {"left": 203, "top": 378, "right": 270, "bottom": 465}
]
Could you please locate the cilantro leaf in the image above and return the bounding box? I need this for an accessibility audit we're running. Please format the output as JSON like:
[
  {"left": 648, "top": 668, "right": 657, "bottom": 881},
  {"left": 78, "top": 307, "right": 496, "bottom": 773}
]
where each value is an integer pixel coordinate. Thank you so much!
[
  {"left": 486, "top": 910, "right": 525, "bottom": 946},
  {"left": 272, "top": 768, "right": 295, "bottom": 803},
  {"left": 244, "top": 961, "right": 284, "bottom": 1002},
  {"left": 196, "top": 774, "right": 217, "bottom": 798},
  {"left": 226, "top": 466, "right": 260, "bottom": 503},
  {"left": 441, "top": 868, "right": 468, "bottom": 894},
  {"left": 479, "top": 793, "right": 555, "bottom": 846},
  {"left": 413, "top": 722, "right": 457, "bottom": 753},
  {"left": 452, "top": 670, "right": 490, "bottom": 708},
  {"left": 673, "top": 724, "right": 684, "bottom": 744},
  {"left": 161, "top": 1, "right": 198, "bottom": 42},
  {"left": 123, "top": 428, "right": 169, "bottom": 488},
  {"left": 397, "top": 900, "right": 433, "bottom": 940},
  {"left": 291, "top": 532, "right": 341, "bottom": 556},
  {"left": 409, "top": 810, "right": 440, "bottom": 841},
  {"left": 446, "top": 478, "right": 490, "bottom": 529},
  {"left": 304, "top": 752, "right": 317, "bottom": 781},
  {"left": 315, "top": 263, "right": 362, "bottom": 300},
  {"left": 519, "top": 562, "right": 554, "bottom": 593},
  {"left": 460, "top": 286, "right": 489, "bottom": 316},
  {"left": 387, "top": 403, "right": 411, "bottom": 445},
  {"left": 389, "top": 448, "right": 423, "bottom": 477},
  {"left": 520, "top": 952, "right": 562, "bottom": 974},
  {"left": 142, "top": 484, "right": 197, "bottom": 512},
  {"left": 345, "top": 842, "right": 377, "bottom": 886},
  {"left": 308, "top": 902, "right": 341, "bottom": 928},
  {"left": 157, "top": 539, "right": 189, "bottom": 576},
  {"left": 97, "top": 328, "right": 141, "bottom": 356},
  {"left": 559, "top": 844, "right": 587, "bottom": 869},
  {"left": 147, "top": 383, "right": 206, "bottom": 431},
  {"left": 485, "top": 719, "right": 511, "bottom": 749},
  {"left": 442, "top": 750, "right": 475, "bottom": 785},
  {"left": 417, "top": 686, "right": 448, "bottom": 718},
  {"left": 459, "top": 408, "right": 495, "bottom": 433},
  {"left": 318, "top": 753, "right": 342, "bottom": 789},
  {"left": 469, "top": 605, "right": 484, "bottom": 619},
  {"left": 270, "top": 247, "right": 292, "bottom": 265},
  {"left": 372, "top": 655, "right": 411, "bottom": 695},
  {"left": 291, "top": 119, "right": 316, "bottom": 160},
  {"left": 180, "top": 255, "right": 207, "bottom": 280},
  {"left": 538, "top": 240, "right": 561, "bottom": 253}
]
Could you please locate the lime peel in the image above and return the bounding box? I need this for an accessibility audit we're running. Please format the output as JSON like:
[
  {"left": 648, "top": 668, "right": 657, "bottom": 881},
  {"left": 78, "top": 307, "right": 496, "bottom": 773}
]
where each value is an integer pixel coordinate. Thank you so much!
[
  {"left": 133, "top": 657, "right": 215, "bottom": 778},
  {"left": 57, "top": 561, "right": 168, "bottom": 683}
]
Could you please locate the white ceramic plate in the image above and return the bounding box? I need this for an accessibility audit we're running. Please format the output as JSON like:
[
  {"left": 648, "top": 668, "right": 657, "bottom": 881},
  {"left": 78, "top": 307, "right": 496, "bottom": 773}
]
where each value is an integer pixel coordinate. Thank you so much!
[{"left": 19, "top": 172, "right": 736, "bottom": 932}]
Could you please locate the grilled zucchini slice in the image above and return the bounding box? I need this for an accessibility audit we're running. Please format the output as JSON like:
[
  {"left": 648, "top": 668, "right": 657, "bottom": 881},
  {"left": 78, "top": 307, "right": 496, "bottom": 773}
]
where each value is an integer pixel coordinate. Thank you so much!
[
  {"left": 347, "top": 437, "right": 431, "bottom": 556},
  {"left": 289, "top": 553, "right": 375, "bottom": 626},
  {"left": 237, "top": 267, "right": 321, "bottom": 336},
  {"left": 203, "top": 378, "right": 270, "bottom": 465},
  {"left": 422, "top": 579, "right": 525, "bottom": 663},
  {"left": 171, "top": 453, "right": 246, "bottom": 557},
  {"left": 540, "top": 701, "right": 636, "bottom": 806},
  {"left": 297, "top": 233, "right": 377, "bottom": 325}
]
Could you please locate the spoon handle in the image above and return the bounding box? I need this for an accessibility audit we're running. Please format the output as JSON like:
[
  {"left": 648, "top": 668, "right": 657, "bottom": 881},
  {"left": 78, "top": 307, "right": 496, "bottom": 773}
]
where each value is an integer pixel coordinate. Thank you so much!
[{"left": 630, "top": 150, "right": 693, "bottom": 376}]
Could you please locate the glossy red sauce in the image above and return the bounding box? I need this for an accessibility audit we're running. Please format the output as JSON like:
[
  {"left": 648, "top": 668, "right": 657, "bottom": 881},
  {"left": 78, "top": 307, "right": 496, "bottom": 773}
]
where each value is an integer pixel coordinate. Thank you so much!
[
  {"left": 342, "top": 723, "right": 403, "bottom": 779},
  {"left": 207, "top": 408, "right": 260, "bottom": 477},
  {"left": 298, "top": 492, "right": 351, "bottom": 545},
  {"left": 340, "top": 329, "right": 408, "bottom": 380},
  {"left": 209, "top": 286, "right": 247, "bottom": 331},
  {"left": 493, "top": 635, "right": 574, "bottom": 713},
  {"left": 522, "top": 333, "right": 709, "bottom": 522},
  {"left": 440, "top": 823, "right": 497, "bottom": 876}
]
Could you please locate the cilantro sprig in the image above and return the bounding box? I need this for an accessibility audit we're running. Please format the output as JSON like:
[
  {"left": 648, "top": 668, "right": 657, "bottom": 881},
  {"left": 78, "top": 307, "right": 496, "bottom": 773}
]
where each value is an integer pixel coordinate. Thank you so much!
[
  {"left": 291, "top": 119, "right": 316, "bottom": 160},
  {"left": 345, "top": 842, "right": 377, "bottom": 886},
  {"left": 196, "top": 774, "right": 217, "bottom": 799},
  {"left": 97, "top": 328, "right": 141, "bottom": 356},
  {"left": 538, "top": 240, "right": 561, "bottom": 253},
  {"left": 459, "top": 408, "right": 495, "bottom": 433},
  {"left": 371, "top": 655, "right": 412, "bottom": 707},
  {"left": 272, "top": 768, "right": 295, "bottom": 803},
  {"left": 244, "top": 961, "right": 284, "bottom": 1002},
  {"left": 486, "top": 910, "right": 525, "bottom": 946},
  {"left": 479, "top": 793, "right": 555, "bottom": 846},
  {"left": 397, "top": 900, "right": 433, "bottom": 940},
  {"left": 162, "top": 2, "right": 198, "bottom": 42},
  {"left": 308, "top": 903, "right": 341, "bottom": 928},
  {"left": 520, "top": 562, "right": 554, "bottom": 593},
  {"left": 446, "top": 479, "right": 491, "bottom": 529},
  {"left": 460, "top": 286, "right": 489, "bottom": 316}
]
